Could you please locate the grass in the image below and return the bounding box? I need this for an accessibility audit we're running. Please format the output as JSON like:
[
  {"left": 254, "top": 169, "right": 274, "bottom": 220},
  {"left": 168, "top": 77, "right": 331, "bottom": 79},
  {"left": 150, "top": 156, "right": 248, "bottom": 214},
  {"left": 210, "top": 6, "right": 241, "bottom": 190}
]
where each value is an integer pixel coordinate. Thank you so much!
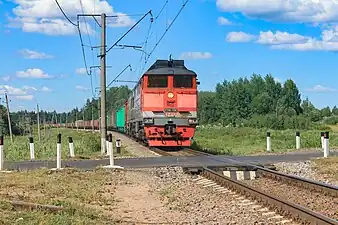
[
  {"left": 192, "top": 126, "right": 334, "bottom": 155},
  {"left": 0, "top": 168, "right": 120, "bottom": 224},
  {"left": 3, "top": 128, "right": 130, "bottom": 161}
]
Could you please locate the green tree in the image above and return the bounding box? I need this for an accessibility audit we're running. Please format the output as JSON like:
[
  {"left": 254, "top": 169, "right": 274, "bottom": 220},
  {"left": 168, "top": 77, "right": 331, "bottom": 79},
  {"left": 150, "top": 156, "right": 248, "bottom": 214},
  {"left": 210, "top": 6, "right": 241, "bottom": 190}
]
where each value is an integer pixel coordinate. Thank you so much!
[
  {"left": 332, "top": 106, "right": 338, "bottom": 115},
  {"left": 321, "top": 107, "right": 331, "bottom": 117}
]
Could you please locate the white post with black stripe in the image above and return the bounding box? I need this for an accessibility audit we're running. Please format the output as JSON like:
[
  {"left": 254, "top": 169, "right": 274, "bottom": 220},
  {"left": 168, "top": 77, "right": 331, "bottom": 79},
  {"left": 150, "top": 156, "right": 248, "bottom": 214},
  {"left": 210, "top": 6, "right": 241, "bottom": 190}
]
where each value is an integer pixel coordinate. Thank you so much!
[
  {"left": 106, "top": 135, "right": 109, "bottom": 156},
  {"left": 296, "top": 131, "right": 300, "bottom": 150},
  {"left": 321, "top": 132, "right": 324, "bottom": 150},
  {"left": 68, "top": 137, "right": 75, "bottom": 158},
  {"left": 103, "top": 133, "right": 124, "bottom": 170},
  {"left": 324, "top": 131, "right": 329, "bottom": 158},
  {"left": 0, "top": 135, "right": 3, "bottom": 171},
  {"left": 56, "top": 134, "right": 62, "bottom": 169},
  {"left": 29, "top": 137, "right": 35, "bottom": 160},
  {"left": 108, "top": 134, "right": 114, "bottom": 166},
  {"left": 266, "top": 132, "right": 271, "bottom": 152},
  {"left": 116, "top": 138, "right": 121, "bottom": 154}
]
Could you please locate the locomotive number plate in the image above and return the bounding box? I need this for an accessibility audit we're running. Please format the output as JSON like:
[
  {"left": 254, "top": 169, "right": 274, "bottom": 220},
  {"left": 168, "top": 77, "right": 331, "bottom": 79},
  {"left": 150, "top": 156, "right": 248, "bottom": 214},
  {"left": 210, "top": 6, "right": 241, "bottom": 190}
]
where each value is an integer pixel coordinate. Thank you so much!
[{"left": 165, "top": 112, "right": 178, "bottom": 117}]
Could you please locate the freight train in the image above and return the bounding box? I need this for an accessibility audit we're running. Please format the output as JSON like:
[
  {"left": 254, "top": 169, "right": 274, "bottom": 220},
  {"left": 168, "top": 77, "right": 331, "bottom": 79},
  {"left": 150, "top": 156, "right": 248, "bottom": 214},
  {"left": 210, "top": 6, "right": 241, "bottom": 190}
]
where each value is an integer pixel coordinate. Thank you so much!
[{"left": 62, "top": 58, "right": 199, "bottom": 147}]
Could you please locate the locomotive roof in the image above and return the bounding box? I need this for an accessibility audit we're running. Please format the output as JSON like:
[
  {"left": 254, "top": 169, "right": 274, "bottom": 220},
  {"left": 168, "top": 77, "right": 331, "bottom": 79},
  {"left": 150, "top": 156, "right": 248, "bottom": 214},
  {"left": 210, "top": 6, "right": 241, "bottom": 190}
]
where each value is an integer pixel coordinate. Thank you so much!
[{"left": 144, "top": 59, "right": 197, "bottom": 76}]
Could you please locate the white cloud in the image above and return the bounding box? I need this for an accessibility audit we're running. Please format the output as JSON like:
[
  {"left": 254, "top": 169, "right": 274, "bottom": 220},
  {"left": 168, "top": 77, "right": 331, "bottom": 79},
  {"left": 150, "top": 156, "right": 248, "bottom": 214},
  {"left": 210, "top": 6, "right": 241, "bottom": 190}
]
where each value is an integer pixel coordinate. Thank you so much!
[
  {"left": 216, "top": 0, "right": 338, "bottom": 23},
  {"left": 75, "top": 85, "right": 89, "bottom": 91},
  {"left": 217, "top": 16, "right": 233, "bottom": 26},
  {"left": 2, "top": 76, "right": 10, "bottom": 82},
  {"left": 0, "top": 85, "right": 27, "bottom": 95},
  {"left": 226, "top": 27, "right": 338, "bottom": 51},
  {"left": 9, "top": 0, "right": 134, "bottom": 35},
  {"left": 257, "top": 31, "right": 310, "bottom": 45},
  {"left": 305, "top": 85, "right": 337, "bottom": 92},
  {"left": 19, "top": 49, "right": 53, "bottom": 59},
  {"left": 16, "top": 95, "right": 34, "bottom": 101},
  {"left": 41, "top": 86, "right": 52, "bottom": 92},
  {"left": 16, "top": 68, "right": 50, "bottom": 79},
  {"left": 22, "top": 85, "right": 38, "bottom": 92},
  {"left": 226, "top": 31, "right": 256, "bottom": 43},
  {"left": 76, "top": 68, "right": 87, "bottom": 75},
  {"left": 179, "top": 52, "right": 212, "bottom": 60}
]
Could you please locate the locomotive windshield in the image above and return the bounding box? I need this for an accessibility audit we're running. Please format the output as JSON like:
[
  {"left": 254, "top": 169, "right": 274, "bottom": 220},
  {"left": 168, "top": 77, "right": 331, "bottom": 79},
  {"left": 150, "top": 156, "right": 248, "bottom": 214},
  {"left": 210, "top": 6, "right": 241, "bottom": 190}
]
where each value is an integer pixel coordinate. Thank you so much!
[
  {"left": 174, "top": 75, "right": 193, "bottom": 88},
  {"left": 147, "top": 75, "right": 168, "bottom": 88}
]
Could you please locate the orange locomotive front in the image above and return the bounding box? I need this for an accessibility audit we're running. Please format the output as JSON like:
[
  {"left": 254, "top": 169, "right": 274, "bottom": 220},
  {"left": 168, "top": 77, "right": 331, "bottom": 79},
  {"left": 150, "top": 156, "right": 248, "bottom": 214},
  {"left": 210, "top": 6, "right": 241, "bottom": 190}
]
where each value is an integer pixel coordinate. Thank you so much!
[{"left": 126, "top": 58, "right": 199, "bottom": 147}]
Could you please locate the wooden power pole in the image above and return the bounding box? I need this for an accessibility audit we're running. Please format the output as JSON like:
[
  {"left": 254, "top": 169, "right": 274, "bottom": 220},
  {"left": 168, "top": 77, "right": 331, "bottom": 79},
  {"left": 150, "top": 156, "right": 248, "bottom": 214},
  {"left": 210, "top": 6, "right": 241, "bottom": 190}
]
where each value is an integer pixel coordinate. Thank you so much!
[
  {"left": 5, "top": 94, "right": 13, "bottom": 142},
  {"left": 100, "top": 13, "right": 107, "bottom": 155},
  {"left": 37, "top": 104, "right": 41, "bottom": 142}
]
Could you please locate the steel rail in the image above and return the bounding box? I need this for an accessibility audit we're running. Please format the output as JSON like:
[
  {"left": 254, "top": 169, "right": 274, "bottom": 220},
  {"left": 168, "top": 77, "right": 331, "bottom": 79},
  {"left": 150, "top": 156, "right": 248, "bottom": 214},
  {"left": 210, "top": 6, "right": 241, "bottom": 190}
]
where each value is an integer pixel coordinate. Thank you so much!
[
  {"left": 255, "top": 167, "right": 338, "bottom": 198},
  {"left": 197, "top": 154, "right": 338, "bottom": 198},
  {"left": 201, "top": 167, "right": 338, "bottom": 225}
]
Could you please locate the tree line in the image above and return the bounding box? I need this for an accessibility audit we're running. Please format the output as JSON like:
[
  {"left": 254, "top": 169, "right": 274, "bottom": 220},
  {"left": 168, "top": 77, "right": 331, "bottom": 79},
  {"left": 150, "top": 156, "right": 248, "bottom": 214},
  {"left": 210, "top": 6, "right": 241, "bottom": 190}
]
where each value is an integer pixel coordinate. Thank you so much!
[
  {"left": 1, "top": 74, "right": 337, "bottom": 135},
  {"left": 198, "top": 74, "right": 334, "bottom": 129},
  {"left": 0, "top": 86, "right": 131, "bottom": 135}
]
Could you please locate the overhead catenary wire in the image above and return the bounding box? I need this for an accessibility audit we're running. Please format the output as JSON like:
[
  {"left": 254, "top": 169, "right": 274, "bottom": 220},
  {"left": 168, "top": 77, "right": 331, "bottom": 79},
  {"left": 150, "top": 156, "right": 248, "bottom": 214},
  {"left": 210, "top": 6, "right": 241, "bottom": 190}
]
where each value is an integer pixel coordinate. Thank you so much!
[
  {"left": 106, "top": 10, "right": 153, "bottom": 53},
  {"left": 79, "top": 0, "right": 97, "bottom": 98},
  {"left": 107, "top": 64, "right": 132, "bottom": 88},
  {"left": 137, "top": 0, "right": 168, "bottom": 72},
  {"left": 144, "top": 0, "right": 189, "bottom": 69}
]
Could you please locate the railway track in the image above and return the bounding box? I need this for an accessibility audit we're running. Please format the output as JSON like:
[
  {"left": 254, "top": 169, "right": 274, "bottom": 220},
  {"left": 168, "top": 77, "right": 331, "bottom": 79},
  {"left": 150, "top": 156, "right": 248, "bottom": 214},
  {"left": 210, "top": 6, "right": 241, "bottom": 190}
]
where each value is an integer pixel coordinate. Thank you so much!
[
  {"left": 149, "top": 147, "right": 208, "bottom": 157},
  {"left": 75, "top": 129, "right": 338, "bottom": 223},
  {"left": 193, "top": 167, "right": 338, "bottom": 225}
]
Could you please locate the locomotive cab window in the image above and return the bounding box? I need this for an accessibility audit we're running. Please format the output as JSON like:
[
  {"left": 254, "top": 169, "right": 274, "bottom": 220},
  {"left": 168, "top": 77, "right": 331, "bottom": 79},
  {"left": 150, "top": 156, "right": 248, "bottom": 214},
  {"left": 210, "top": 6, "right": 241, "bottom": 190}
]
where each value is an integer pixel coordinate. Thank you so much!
[
  {"left": 174, "top": 75, "right": 193, "bottom": 88},
  {"left": 147, "top": 75, "right": 168, "bottom": 88}
]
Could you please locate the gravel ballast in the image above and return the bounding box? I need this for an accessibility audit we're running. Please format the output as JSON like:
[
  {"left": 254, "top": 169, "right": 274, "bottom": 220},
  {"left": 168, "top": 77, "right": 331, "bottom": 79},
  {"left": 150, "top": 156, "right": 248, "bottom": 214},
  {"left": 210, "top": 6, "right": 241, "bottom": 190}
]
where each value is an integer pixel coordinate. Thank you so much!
[
  {"left": 243, "top": 176, "right": 338, "bottom": 221},
  {"left": 275, "top": 160, "right": 338, "bottom": 186}
]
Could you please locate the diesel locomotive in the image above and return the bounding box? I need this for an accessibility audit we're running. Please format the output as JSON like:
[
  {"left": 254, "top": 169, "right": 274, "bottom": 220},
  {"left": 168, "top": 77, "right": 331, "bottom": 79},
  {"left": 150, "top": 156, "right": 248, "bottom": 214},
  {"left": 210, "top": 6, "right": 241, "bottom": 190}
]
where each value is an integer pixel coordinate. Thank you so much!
[{"left": 64, "top": 58, "right": 199, "bottom": 147}]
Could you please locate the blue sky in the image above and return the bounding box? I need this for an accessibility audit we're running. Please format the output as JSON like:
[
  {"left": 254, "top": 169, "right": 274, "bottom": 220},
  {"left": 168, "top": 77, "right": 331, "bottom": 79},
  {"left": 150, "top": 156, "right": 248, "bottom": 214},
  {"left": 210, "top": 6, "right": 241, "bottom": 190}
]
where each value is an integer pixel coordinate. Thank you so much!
[{"left": 1, "top": 0, "right": 338, "bottom": 112}]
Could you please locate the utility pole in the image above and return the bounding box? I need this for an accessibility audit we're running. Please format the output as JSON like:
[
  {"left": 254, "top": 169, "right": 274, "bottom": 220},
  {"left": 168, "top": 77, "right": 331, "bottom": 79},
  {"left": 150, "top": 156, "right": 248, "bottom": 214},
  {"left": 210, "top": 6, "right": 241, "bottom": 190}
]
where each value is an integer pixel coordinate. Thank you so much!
[
  {"left": 91, "top": 104, "right": 94, "bottom": 132},
  {"left": 83, "top": 108, "right": 85, "bottom": 131},
  {"left": 100, "top": 13, "right": 107, "bottom": 155},
  {"left": 43, "top": 112, "right": 46, "bottom": 138},
  {"left": 76, "top": 111, "right": 78, "bottom": 130},
  {"left": 5, "top": 94, "right": 13, "bottom": 143},
  {"left": 37, "top": 104, "right": 41, "bottom": 142}
]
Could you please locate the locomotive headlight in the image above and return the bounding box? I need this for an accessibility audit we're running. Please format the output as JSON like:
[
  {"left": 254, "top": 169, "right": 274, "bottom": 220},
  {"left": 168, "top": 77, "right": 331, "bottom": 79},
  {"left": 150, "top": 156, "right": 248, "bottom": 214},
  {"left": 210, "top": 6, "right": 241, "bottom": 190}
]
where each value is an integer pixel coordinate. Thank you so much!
[
  {"left": 168, "top": 92, "right": 174, "bottom": 98},
  {"left": 188, "top": 118, "right": 198, "bottom": 124},
  {"left": 143, "top": 118, "right": 154, "bottom": 125}
]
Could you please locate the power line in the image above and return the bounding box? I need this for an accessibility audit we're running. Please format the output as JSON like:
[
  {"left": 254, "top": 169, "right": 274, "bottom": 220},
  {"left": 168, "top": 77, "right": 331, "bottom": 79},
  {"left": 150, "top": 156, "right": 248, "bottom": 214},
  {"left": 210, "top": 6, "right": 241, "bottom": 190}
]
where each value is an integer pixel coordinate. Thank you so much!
[
  {"left": 137, "top": 19, "right": 153, "bottom": 76},
  {"left": 155, "top": 0, "right": 169, "bottom": 20},
  {"left": 54, "top": 0, "right": 77, "bottom": 26},
  {"left": 144, "top": 0, "right": 189, "bottom": 68},
  {"left": 79, "top": 0, "right": 97, "bottom": 98},
  {"left": 76, "top": 19, "right": 91, "bottom": 76},
  {"left": 107, "top": 64, "right": 132, "bottom": 88},
  {"left": 106, "top": 10, "right": 153, "bottom": 53}
]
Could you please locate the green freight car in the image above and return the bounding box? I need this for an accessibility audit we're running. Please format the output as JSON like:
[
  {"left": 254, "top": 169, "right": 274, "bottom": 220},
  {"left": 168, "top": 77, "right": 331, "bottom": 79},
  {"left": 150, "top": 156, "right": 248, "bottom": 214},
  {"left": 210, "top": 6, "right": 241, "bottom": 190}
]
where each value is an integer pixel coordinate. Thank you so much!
[{"left": 116, "top": 106, "right": 125, "bottom": 132}]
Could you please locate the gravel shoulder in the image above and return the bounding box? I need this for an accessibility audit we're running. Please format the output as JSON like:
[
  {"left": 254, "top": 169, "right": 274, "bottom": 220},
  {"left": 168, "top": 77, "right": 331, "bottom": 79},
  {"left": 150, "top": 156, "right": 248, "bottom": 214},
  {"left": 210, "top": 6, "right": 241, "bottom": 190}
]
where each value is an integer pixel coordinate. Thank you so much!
[
  {"left": 274, "top": 156, "right": 338, "bottom": 186},
  {"left": 108, "top": 131, "right": 160, "bottom": 158}
]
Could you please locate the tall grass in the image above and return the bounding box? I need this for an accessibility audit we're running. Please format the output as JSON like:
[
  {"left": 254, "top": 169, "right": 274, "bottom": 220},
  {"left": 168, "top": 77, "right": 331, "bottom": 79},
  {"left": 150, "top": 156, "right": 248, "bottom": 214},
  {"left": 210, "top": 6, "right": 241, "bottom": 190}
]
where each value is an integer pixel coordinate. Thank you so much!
[
  {"left": 3, "top": 128, "right": 101, "bottom": 161},
  {"left": 192, "top": 126, "right": 333, "bottom": 155}
]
